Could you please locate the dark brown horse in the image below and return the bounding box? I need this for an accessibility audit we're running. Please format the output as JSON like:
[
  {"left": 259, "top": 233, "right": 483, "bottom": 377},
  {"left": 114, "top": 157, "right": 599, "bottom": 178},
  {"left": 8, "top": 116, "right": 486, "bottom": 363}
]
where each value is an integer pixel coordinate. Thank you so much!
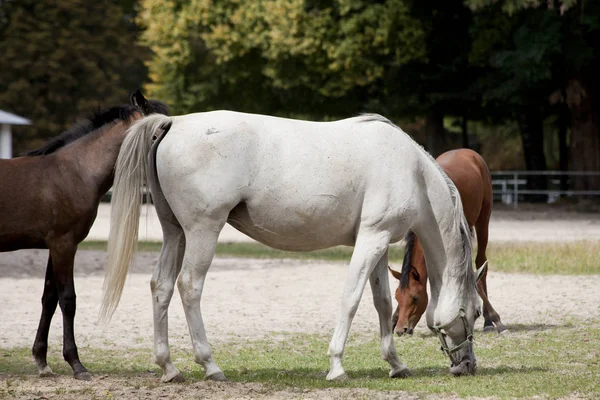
[
  {"left": 0, "top": 91, "right": 167, "bottom": 380},
  {"left": 390, "top": 149, "right": 507, "bottom": 336}
]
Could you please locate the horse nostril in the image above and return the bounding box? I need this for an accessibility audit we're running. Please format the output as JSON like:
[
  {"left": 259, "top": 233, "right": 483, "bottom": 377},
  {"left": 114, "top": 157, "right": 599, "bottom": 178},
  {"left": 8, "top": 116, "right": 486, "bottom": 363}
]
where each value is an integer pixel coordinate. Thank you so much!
[{"left": 407, "top": 328, "right": 414, "bottom": 335}]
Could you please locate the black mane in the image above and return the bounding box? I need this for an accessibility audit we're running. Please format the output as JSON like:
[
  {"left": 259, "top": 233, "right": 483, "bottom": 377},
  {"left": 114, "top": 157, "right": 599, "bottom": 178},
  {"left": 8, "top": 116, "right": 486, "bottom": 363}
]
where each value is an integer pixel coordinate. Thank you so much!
[
  {"left": 399, "top": 231, "right": 416, "bottom": 289},
  {"left": 26, "top": 100, "right": 168, "bottom": 156}
]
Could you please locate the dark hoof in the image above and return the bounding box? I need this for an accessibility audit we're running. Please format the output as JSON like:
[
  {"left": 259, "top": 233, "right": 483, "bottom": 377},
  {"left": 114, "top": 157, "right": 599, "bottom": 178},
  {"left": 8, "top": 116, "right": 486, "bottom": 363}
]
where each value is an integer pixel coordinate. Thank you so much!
[
  {"left": 450, "top": 359, "right": 476, "bottom": 376},
  {"left": 74, "top": 371, "right": 92, "bottom": 381},
  {"left": 390, "top": 367, "right": 411, "bottom": 378},
  {"left": 483, "top": 325, "right": 496, "bottom": 333},
  {"left": 206, "top": 371, "right": 227, "bottom": 382}
]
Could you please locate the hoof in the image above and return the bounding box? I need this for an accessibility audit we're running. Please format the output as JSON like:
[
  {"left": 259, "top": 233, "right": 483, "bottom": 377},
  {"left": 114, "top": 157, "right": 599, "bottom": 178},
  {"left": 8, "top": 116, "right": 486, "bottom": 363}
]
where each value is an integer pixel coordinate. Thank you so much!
[
  {"left": 162, "top": 372, "right": 185, "bottom": 383},
  {"left": 38, "top": 366, "right": 56, "bottom": 378},
  {"left": 326, "top": 371, "right": 348, "bottom": 381},
  {"left": 483, "top": 325, "right": 496, "bottom": 333},
  {"left": 390, "top": 367, "right": 411, "bottom": 378},
  {"left": 74, "top": 371, "right": 92, "bottom": 381},
  {"left": 499, "top": 328, "right": 510, "bottom": 336},
  {"left": 450, "top": 359, "right": 476, "bottom": 377},
  {"left": 206, "top": 371, "right": 228, "bottom": 381}
]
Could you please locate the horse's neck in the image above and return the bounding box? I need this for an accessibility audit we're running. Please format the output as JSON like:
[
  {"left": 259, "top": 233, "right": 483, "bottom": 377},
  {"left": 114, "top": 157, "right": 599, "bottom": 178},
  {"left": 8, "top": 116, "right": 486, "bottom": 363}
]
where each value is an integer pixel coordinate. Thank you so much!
[{"left": 69, "top": 124, "right": 126, "bottom": 196}]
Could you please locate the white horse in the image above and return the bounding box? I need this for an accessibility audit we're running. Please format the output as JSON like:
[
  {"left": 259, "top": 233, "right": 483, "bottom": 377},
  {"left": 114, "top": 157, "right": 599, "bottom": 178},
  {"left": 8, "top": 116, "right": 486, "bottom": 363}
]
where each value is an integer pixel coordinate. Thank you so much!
[{"left": 101, "top": 111, "right": 485, "bottom": 382}]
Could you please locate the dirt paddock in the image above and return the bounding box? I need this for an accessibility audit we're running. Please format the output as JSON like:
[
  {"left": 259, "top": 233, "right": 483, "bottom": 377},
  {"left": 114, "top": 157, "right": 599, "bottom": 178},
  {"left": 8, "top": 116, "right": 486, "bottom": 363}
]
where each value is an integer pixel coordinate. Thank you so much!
[{"left": 1, "top": 208, "right": 600, "bottom": 399}]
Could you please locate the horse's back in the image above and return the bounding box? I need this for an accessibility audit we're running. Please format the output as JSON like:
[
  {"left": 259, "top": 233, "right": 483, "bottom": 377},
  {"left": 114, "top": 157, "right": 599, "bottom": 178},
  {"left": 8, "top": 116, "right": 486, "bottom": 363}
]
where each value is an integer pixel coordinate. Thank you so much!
[
  {"left": 436, "top": 149, "right": 491, "bottom": 226},
  {"left": 154, "top": 111, "right": 426, "bottom": 250}
]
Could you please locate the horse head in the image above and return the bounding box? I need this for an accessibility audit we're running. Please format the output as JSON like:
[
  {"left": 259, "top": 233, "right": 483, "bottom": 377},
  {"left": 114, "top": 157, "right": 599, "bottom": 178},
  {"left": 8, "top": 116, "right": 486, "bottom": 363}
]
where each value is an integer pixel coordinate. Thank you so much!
[
  {"left": 389, "top": 264, "right": 428, "bottom": 336},
  {"left": 130, "top": 89, "right": 169, "bottom": 116}
]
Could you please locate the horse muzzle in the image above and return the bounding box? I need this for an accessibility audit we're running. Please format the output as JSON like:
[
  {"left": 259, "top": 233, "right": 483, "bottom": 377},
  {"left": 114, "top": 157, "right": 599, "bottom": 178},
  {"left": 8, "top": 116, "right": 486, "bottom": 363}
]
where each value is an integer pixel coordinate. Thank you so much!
[
  {"left": 450, "top": 354, "right": 477, "bottom": 376},
  {"left": 428, "top": 307, "right": 476, "bottom": 375}
]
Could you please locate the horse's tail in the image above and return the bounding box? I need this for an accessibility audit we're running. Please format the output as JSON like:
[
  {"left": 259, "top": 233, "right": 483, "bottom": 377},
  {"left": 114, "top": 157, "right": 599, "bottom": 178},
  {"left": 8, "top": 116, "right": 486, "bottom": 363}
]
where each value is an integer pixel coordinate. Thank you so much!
[{"left": 99, "top": 114, "right": 172, "bottom": 322}]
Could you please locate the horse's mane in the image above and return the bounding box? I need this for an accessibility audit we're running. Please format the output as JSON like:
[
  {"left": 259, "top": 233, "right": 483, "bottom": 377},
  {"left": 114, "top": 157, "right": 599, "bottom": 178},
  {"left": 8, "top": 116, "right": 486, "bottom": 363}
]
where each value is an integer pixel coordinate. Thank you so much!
[
  {"left": 358, "top": 114, "right": 474, "bottom": 289},
  {"left": 26, "top": 100, "right": 168, "bottom": 156},
  {"left": 399, "top": 231, "right": 416, "bottom": 289}
]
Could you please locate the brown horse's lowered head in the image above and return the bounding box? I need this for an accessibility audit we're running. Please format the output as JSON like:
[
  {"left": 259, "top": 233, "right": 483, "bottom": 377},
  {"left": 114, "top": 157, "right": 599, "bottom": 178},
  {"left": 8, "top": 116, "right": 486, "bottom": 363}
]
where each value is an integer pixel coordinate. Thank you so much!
[
  {"left": 389, "top": 265, "right": 428, "bottom": 336},
  {"left": 389, "top": 231, "right": 428, "bottom": 336}
]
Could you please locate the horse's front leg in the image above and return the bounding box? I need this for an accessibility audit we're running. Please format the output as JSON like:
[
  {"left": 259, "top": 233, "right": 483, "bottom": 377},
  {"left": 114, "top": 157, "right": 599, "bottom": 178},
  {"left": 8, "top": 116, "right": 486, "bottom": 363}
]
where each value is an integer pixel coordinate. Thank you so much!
[
  {"left": 50, "top": 241, "right": 90, "bottom": 380},
  {"left": 369, "top": 250, "right": 410, "bottom": 378},
  {"left": 32, "top": 255, "right": 59, "bottom": 377},
  {"left": 327, "top": 230, "right": 391, "bottom": 380}
]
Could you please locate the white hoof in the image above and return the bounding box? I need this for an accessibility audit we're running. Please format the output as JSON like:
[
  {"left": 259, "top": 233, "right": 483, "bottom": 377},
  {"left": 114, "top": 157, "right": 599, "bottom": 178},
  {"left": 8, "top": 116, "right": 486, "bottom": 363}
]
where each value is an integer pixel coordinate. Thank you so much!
[
  {"left": 161, "top": 370, "right": 185, "bottom": 383},
  {"left": 327, "top": 372, "right": 348, "bottom": 381}
]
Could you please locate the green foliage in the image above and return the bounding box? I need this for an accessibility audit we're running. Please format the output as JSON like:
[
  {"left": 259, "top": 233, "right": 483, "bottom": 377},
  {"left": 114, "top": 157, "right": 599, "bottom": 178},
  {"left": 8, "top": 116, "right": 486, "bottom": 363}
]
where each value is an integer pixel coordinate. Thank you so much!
[
  {"left": 471, "top": 10, "right": 562, "bottom": 108},
  {"left": 0, "top": 0, "right": 148, "bottom": 153},
  {"left": 138, "top": 0, "right": 426, "bottom": 116},
  {"left": 467, "top": 0, "right": 579, "bottom": 15}
]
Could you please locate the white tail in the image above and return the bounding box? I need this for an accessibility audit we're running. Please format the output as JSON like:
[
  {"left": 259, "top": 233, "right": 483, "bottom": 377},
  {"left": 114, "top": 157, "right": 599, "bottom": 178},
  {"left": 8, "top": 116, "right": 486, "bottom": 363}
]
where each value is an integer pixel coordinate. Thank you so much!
[{"left": 99, "top": 114, "right": 172, "bottom": 322}]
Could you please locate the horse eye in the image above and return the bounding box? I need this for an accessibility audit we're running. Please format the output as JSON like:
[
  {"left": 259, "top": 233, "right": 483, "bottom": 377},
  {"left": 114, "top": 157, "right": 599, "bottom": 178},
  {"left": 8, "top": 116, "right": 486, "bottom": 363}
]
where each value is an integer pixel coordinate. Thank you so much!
[
  {"left": 411, "top": 295, "right": 419, "bottom": 304},
  {"left": 475, "top": 309, "right": 482, "bottom": 319}
]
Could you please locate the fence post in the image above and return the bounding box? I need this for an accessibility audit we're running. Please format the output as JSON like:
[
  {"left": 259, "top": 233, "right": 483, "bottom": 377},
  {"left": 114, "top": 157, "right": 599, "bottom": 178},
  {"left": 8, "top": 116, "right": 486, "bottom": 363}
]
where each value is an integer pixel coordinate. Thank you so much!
[{"left": 513, "top": 172, "right": 519, "bottom": 208}]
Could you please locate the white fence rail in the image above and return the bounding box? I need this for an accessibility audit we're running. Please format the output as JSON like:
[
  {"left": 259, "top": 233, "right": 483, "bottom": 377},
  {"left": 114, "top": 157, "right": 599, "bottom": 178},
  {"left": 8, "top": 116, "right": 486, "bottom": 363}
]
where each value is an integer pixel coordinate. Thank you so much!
[{"left": 491, "top": 171, "right": 600, "bottom": 206}]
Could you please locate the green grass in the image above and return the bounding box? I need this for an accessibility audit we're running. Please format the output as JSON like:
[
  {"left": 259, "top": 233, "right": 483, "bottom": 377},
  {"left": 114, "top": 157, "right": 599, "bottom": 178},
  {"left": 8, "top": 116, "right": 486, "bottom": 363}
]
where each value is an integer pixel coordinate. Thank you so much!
[
  {"left": 80, "top": 240, "right": 600, "bottom": 275},
  {"left": 487, "top": 241, "right": 600, "bottom": 274},
  {"left": 2, "top": 323, "right": 599, "bottom": 398}
]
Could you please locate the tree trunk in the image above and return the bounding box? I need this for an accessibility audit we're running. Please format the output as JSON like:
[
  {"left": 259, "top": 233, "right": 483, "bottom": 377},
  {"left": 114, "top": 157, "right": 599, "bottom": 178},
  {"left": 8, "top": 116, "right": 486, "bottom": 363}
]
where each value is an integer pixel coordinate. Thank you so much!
[
  {"left": 568, "top": 78, "right": 600, "bottom": 192},
  {"left": 425, "top": 109, "right": 447, "bottom": 157},
  {"left": 557, "top": 110, "right": 569, "bottom": 192},
  {"left": 517, "top": 108, "right": 548, "bottom": 203}
]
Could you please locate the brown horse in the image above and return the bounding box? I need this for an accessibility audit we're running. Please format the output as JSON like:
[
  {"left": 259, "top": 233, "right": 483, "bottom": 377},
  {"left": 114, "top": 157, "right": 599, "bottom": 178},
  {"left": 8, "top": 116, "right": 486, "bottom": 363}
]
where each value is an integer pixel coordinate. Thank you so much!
[
  {"left": 0, "top": 91, "right": 167, "bottom": 380},
  {"left": 389, "top": 148, "right": 507, "bottom": 335}
]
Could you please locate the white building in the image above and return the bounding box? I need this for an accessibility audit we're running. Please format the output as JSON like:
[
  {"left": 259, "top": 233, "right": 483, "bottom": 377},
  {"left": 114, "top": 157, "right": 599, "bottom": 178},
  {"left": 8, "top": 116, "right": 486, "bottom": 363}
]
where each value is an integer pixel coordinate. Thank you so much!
[{"left": 0, "top": 110, "right": 31, "bottom": 158}]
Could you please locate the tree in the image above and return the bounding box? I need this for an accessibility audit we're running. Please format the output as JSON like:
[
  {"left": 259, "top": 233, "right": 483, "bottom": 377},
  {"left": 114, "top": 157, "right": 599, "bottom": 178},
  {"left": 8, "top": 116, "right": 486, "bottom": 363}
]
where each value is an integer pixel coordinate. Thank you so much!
[
  {"left": 138, "top": 0, "right": 426, "bottom": 117},
  {"left": 0, "top": 0, "right": 149, "bottom": 153},
  {"left": 467, "top": 0, "right": 600, "bottom": 192},
  {"left": 469, "top": 7, "right": 565, "bottom": 199},
  {"left": 381, "top": 0, "right": 484, "bottom": 156}
]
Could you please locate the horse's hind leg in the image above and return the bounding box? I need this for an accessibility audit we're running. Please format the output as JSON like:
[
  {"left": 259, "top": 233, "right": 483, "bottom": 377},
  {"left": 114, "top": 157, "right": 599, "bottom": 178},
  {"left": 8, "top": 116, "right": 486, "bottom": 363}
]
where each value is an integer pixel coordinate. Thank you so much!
[
  {"left": 32, "top": 255, "right": 59, "bottom": 377},
  {"left": 475, "top": 210, "right": 507, "bottom": 334},
  {"left": 49, "top": 241, "right": 90, "bottom": 380},
  {"left": 327, "top": 230, "right": 391, "bottom": 381},
  {"left": 151, "top": 221, "right": 187, "bottom": 382},
  {"left": 177, "top": 223, "right": 225, "bottom": 381},
  {"left": 369, "top": 250, "right": 410, "bottom": 378}
]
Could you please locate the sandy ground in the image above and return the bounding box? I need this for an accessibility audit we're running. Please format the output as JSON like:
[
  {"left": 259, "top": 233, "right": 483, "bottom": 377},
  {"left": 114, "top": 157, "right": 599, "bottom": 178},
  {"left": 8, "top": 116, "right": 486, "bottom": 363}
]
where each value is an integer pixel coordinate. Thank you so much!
[
  {"left": 1, "top": 254, "right": 600, "bottom": 352},
  {"left": 1, "top": 208, "right": 600, "bottom": 399}
]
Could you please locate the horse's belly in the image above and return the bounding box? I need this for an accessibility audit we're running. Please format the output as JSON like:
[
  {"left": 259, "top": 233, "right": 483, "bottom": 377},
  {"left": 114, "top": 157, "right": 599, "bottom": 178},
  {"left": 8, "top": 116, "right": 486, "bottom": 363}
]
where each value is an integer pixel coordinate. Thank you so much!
[{"left": 227, "top": 199, "right": 358, "bottom": 251}]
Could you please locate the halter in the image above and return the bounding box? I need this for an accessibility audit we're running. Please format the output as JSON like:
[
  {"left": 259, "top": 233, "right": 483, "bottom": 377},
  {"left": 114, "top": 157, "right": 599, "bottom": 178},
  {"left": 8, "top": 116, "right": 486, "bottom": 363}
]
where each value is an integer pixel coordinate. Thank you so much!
[{"left": 428, "top": 307, "right": 473, "bottom": 366}]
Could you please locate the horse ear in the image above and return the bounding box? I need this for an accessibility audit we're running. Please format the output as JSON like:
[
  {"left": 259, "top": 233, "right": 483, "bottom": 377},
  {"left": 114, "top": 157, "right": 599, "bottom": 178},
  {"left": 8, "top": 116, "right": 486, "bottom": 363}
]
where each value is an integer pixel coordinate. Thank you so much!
[
  {"left": 410, "top": 266, "right": 420, "bottom": 282},
  {"left": 130, "top": 89, "right": 148, "bottom": 112},
  {"left": 388, "top": 265, "right": 401, "bottom": 280},
  {"left": 476, "top": 261, "right": 488, "bottom": 282}
]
